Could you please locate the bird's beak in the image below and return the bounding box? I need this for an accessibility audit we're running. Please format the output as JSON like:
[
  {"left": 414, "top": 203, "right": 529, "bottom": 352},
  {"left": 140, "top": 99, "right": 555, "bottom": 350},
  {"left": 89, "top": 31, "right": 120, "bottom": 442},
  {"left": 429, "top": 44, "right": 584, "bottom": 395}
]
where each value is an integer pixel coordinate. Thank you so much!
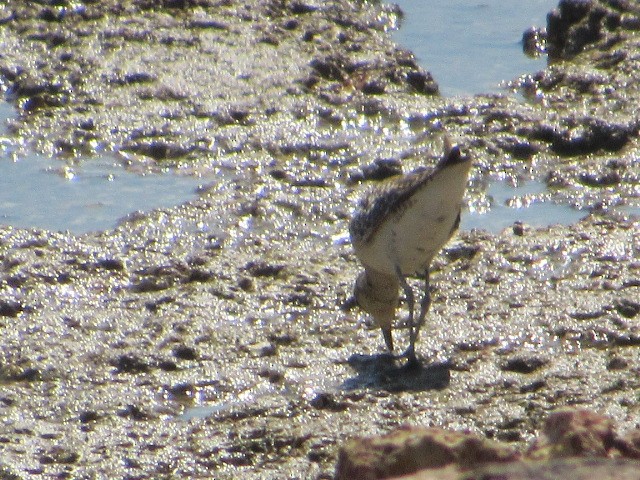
[{"left": 381, "top": 327, "right": 394, "bottom": 352}]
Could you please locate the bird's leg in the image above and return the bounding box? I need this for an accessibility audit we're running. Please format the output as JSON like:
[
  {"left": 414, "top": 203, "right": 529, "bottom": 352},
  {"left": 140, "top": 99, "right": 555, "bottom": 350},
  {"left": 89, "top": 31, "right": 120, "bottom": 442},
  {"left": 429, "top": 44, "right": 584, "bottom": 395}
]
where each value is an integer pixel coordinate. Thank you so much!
[
  {"left": 402, "top": 270, "right": 431, "bottom": 366},
  {"left": 413, "top": 269, "right": 431, "bottom": 348},
  {"left": 396, "top": 266, "right": 417, "bottom": 362},
  {"left": 396, "top": 267, "right": 415, "bottom": 337}
]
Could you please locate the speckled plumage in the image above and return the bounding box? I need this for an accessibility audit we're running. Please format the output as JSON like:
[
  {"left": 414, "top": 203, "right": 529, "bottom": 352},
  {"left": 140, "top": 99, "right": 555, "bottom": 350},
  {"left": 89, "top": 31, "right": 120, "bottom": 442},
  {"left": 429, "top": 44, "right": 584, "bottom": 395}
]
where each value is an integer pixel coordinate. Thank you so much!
[{"left": 349, "top": 165, "right": 441, "bottom": 246}]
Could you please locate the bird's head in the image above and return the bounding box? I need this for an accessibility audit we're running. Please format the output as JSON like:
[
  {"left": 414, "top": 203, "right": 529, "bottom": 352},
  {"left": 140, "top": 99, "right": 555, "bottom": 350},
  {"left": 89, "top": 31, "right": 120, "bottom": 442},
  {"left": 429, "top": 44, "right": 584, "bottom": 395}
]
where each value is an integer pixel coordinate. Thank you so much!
[{"left": 354, "top": 269, "right": 400, "bottom": 351}]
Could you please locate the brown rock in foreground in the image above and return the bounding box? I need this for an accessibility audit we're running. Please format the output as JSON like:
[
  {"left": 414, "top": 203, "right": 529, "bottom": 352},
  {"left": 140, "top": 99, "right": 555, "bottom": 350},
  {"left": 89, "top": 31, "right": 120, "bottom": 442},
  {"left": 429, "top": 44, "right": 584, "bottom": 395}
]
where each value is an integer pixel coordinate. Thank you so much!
[
  {"left": 527, "top": 408, "right": 640, "bottom": 460},
  {"left": 335, "top": 426, "right": 519, "bottom": 480},
  {"left": 335, "top": 409, "right": 640, "bottom": 480}
]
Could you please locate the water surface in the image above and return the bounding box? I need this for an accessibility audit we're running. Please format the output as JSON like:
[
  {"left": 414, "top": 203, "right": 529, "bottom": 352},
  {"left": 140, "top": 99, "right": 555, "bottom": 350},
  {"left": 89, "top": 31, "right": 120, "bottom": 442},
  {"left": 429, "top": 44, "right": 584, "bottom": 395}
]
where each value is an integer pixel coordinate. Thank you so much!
[{"left": 392, "top": 0, "right": 557, "bottom": 96}]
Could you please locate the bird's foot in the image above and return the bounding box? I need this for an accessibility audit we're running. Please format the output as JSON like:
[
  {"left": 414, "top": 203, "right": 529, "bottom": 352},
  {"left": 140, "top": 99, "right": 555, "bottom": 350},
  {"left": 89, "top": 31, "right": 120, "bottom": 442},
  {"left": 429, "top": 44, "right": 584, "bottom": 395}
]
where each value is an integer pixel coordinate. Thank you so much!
[{"left": 400, "top": 345, "right": 419, "bottom": 367}]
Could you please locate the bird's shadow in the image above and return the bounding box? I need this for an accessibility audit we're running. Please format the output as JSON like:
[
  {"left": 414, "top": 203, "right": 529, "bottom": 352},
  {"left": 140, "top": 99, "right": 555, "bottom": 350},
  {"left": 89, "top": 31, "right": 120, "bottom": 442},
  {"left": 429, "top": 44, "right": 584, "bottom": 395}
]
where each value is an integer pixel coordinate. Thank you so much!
[{"left": 340, "top": 353, "right": 451, "bottom": 392}]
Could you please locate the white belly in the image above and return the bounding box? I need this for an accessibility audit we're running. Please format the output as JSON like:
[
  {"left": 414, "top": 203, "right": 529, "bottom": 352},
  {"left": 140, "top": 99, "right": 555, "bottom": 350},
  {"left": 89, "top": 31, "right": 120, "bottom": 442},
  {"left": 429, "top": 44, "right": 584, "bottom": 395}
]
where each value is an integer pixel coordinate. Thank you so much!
[{"left": 353, "top": 161, "right": 469, "bottom": 276}]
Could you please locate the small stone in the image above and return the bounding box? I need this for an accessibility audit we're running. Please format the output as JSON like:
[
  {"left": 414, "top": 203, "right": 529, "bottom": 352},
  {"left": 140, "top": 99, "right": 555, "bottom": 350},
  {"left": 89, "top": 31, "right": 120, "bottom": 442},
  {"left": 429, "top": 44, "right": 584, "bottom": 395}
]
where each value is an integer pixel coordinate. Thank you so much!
[
  {"left": 258, "top": 342, "right": 277, "bottom": 357},
  {"left": 172, "top": 345, "right": 198, "bottom": 360},
  {"left": 238, "top": 277, "right": 255, "bottom": 292},
  {"left": 15, "top": 367, "right": 40, "bottom": 382},
  {"left": 358, "top": 158, "right": 402, "bottom": 182},
  {"left": 0, "top": 300, "right": 23, "bottom": 317},
  {"left": 97, "top": 258, "right": 124, "bottom": 271},
  {"left": 79, "top": 411, "right": 100, "bottom": 423},
  {"left": 615, "top": 299, "right": 640, "bottom": 318},
  {"left": 258, "top": 368, "right": 284, "bottom": 383},
  {"left": 501, "top": 356, "right": 547, "bottom": 374},
  {"left": 245, "top": 261, "right": 285, "bottom": 277},
  {"left": 607, "top": 357, "right": 628, "bottom": 370},
  {"left": 116, "top": 404, "right": 148, "bottom": 420},
  {"left": 310, "top": 392, "right": 347, "bottom": 411},
  {"left": 110, "top": 355, "right": 149, "bottom": 374},
  {"left": 512, "top": 221, "right": 527, "bottom": 236},
  {"left": 158, "top": 360, "right": 178, "bottom": 371}
]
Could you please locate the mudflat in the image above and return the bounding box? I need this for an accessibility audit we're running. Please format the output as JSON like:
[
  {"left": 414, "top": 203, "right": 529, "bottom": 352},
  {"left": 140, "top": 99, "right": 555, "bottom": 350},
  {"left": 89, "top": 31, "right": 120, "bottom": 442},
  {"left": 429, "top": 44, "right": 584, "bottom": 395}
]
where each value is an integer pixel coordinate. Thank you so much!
[{"left": 0, "top": 0, "right": 638, "bottom": 478}]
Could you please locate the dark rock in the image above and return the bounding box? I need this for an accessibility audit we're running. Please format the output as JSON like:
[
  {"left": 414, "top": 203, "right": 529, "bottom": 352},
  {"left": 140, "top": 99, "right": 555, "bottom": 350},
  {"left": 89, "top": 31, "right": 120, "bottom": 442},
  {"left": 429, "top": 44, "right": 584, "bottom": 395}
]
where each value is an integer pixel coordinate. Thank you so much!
[
  {"left": 39, "top": 447, "right": 79, "bottom": 465},
  {"left": 512, "top": 221, "right": 527, "bottom": 236},
  {"left": 290, "top": 2, "right": 318, "bottom": 14},
  {"left": 130, "top": 277, "right": 171, "bottom": 293},
  {"left": 496, "top": 137, "right": 539, "bottom": 159},
  {"left": 189, "top": 19, "right": 228, "bottom": 30},
  {"left": 123, "top": 72, "right": 156, "bottom": 84},
  {"left": 501, "top": 356, "right": 547, "bottom": 374},
  {"left": 158, "top": 360, "right": 178, "bottom": 371},
  {"left": 528, "top": 119, "right": 632, "bottom": 155},
  {"left": 405, "top": 70, "right": 438, "bottom": 94},
  {"left": 444, "top": 244, "right": 480, "bottom": 261},
  {"left": 361, "top": 80, "right": 385, "bottom": 95},
  {"left": 310, "top": 55, "right": 346, "bottom": 81},
  {"left": 358, "top": 158, "right": 403, "bottom": 182},
  {"left": 269, "top": 168, "right": 288, "bottom": 180},
  {"left": 520, "top": 380, "right": 546, "bottom": 393},
  {"left": 15, "top": 368, "right": 40, "bottom": 382},
  {"left": 291, "top": 177, "right": 327, "bottom": 187},
  {"left": 522, "top": 26, "right": 547, "bottom": 56},
  {"left": 245, "top": 261, "right": 285, "bottom": 277},
  {"left": 579, "top": 171, "right": 621, "bottom": 187},
  {"left": 310, "top": 392, "right": 348, "bottom": 411},
  {"left": 283, "top": 19, "right": 299, "bottom": 30},
  {"left": 545, "top": 0, "right": 637, "bottom": 58},
  {"left": 615, "top": 299, "right": 640, "bottom": 318},
  {"left": 607, "top": 357, "right": 628, "bottom": 370},
  {"left": 79, "top": 411, "right": 100, "bottom": 423},
  {"left": 97, "top": 258, "right": 125, "bottom": 271},
  {"left": 237, "top": 277, "right": 254, "bottom": 292},
  {"left": 258, "top": 343, "right": 277, "bottom": 357},
  {"left": 167, "top": 382, "right": 193, "bottom": 398},
  {"left": 123, "top": 141, "right": 193, "bottom": 160},
  {"left": 39, "top": 8, "right": 62, "bottom": 22},
  {"left": 0, "top": 300, "right": 23, "bottom": 317},
  {"left": 116, "top": 404, "right": 149, "bottom": 420},
  {"left": 172, "top": 345, "right": 198, "bottom": 360},
  {"left": 258, "top": 368, "right": 284, "bottom": 383},
  {"left": 110, "top": 355, "right": 150, "bottom": 374},
  {"left": 185, "top": 269, "right": 213, "bottom": 283}
]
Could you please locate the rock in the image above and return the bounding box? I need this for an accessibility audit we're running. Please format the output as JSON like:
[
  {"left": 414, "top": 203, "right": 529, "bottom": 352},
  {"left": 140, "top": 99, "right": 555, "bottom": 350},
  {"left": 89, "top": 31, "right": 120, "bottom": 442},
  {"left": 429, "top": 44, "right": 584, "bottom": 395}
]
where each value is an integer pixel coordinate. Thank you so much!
[
  {"left": 615, "top": 298, "right": 640, "bottom": 318},
  {"left": 0, "top": 300, "right": 23, "bottom": 317},
  {"left": 522, "top": 26, "right": 547, "bottom": 56},
  {"left": 245, "top": 261, "right": 285, "bottom": 277},
  {"left": 353, "top": 158, "right": 403, "bottom": 183},
  {"left": 172, "top": 345, "right": 198, "bottom": 360},
  {"left": 336, "top": 409, "right": 640, "bottom": 479},
  {"left": 110, "top": 354, "right": 150, "bottom": 374},
  {"left": 500, "top": 356, "right": 547, "bottom": 374},
  {"left": 405, "top": 70, "right": 438, "bottom": 94},
  {"left": 335, "top": 426, "right": 518, "bottom": 480},
  {"left": 466, "top": 458, "right": 640, "bottom": 480},
  {"left": 526, "top": 408, "right": 640, "bottom": 460}
]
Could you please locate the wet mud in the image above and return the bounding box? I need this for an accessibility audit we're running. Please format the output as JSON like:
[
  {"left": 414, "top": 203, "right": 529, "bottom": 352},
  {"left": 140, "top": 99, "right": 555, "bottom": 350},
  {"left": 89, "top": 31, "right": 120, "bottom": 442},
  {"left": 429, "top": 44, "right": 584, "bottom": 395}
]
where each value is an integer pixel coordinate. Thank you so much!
[{"left": 0, "top": 0, "right": 639, "bottom": 478}]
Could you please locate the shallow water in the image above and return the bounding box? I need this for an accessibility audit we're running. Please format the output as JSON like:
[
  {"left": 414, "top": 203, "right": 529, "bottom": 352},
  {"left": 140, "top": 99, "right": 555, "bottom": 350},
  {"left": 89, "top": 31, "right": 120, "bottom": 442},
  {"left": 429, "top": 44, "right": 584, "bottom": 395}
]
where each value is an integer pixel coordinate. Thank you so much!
[
  {"left": 462, "top": 181, "right": 586, "bottom": 232},
  {"left": 393, "top": 0, "right": 557, "bottom": 96},
  {"left": 0, "top": 153, "right": 204, "bottom": 234}
]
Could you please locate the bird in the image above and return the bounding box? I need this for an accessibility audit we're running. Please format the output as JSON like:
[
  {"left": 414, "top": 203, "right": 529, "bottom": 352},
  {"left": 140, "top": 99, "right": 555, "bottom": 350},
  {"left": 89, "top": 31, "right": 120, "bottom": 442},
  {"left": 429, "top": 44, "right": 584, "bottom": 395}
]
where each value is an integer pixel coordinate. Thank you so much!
[{"left": 349, "top": 139, "right": 471, "bottom": 364}]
